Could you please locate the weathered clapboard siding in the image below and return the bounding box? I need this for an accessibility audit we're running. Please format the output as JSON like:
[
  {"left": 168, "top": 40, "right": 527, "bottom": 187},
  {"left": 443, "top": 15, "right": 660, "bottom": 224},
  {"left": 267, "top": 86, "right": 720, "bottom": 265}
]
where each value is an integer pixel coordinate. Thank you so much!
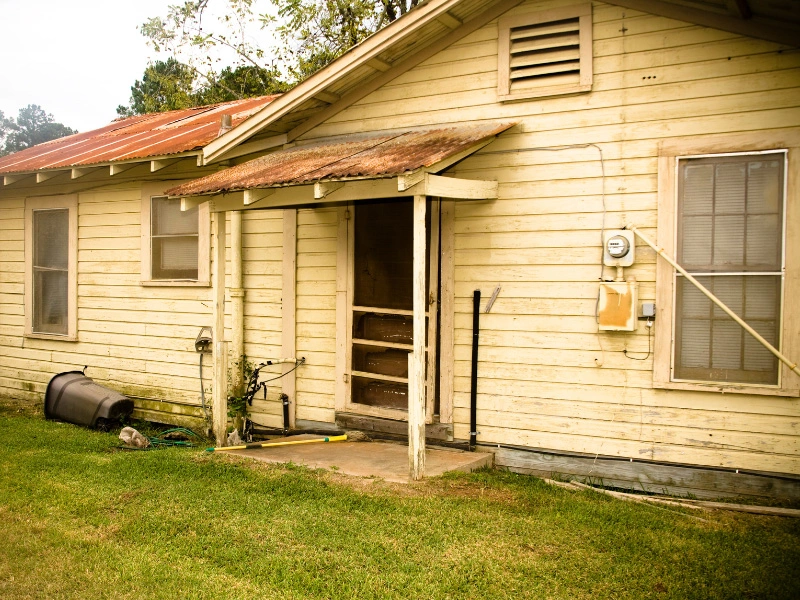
[
  {"left": 292, "top": 207, "right": 338, "bottom": 424},
  {"left": 0, "top": 171, "right": 227, "bottom": 423},
  {"left": 0, "top": 197, "right": 33, "bottom": 398},
  {"left": 288, "top": 0, "right": 800, "bottom": 474},
  {"left": 239, "top": 209, "right": 285, "bottom": 427}
]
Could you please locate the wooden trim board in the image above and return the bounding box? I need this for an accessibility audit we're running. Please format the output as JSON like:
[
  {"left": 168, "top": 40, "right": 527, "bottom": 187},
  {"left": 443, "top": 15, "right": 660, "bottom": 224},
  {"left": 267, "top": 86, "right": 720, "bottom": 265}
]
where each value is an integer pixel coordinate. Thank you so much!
[
  {"left": 439, "top": 199, "right": 456, "bottom": 424},
  {"left": 282, "top": 208, "right": 298, "bottom": 427},
  {"left": 492, "top": 446, "right": 800, "bottom": 500},
  {"left": 653, "top": 130, "right": 800, "bottom": 396},
  {"left": 336, "top": 412, "right": 453, "bottom": 441}
]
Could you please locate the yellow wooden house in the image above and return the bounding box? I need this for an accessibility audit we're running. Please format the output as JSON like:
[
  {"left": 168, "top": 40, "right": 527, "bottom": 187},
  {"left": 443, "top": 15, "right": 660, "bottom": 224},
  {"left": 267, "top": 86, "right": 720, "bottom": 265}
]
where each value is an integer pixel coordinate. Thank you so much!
[{"left": 1, "top": 0, "right": 799, "bottom": 497}]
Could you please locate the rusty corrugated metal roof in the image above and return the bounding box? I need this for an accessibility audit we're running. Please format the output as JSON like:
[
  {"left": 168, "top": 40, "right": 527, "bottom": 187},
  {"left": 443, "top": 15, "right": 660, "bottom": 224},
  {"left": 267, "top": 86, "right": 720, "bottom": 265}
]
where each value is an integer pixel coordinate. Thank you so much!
[
  {"left": 0, "top": 96, "right": 279, "bottom": 175},
  {"left": 166, "top": 122, "right": 516, "bottom": 196}
]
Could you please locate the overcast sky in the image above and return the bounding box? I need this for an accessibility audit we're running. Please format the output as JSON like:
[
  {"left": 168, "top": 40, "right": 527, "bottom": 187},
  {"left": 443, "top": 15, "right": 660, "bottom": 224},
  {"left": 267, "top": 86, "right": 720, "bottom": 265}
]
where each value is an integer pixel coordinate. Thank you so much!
[{"left": 0, "top": 0, "right": 175, "bottom": 132}]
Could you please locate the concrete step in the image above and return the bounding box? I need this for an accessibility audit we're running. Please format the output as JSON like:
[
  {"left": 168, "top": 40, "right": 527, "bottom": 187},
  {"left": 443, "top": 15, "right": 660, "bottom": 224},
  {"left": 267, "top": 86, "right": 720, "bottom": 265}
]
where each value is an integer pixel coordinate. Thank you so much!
[{"left": 230, "top": 436, "right": 492, "bottom": 483}]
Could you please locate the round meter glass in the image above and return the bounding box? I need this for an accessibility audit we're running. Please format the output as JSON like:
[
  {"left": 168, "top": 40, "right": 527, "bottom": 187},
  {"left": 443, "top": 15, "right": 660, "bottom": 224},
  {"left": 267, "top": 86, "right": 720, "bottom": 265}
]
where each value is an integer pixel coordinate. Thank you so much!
[{"left": 607, "top": 235, "right": 630, "bottom": 258}]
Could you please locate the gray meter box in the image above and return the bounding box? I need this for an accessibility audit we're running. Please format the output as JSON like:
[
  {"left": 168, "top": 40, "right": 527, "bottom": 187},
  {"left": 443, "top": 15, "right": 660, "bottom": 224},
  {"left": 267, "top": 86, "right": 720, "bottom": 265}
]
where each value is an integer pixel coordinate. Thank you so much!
[{"left": 603, "top": 230, "right": 635, "bottom": 267}]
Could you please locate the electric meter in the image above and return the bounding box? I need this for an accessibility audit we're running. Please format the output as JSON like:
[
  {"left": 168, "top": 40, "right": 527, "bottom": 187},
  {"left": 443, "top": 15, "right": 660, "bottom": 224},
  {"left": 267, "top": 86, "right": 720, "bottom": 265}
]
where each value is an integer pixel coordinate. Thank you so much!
[
  {"left": 606, "top": 235, "right": 630, "bottom": 258},
  {"left": 603, "top": 230, "right": 635, "bottom": 267}
]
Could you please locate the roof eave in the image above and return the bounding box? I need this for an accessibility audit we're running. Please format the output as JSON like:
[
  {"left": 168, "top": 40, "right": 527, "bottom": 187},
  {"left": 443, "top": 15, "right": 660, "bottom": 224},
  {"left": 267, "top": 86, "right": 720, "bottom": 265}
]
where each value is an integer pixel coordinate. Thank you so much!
[
  {"left": 1, "top": 151, "right": 202, "bottom": 188},
  {"left": 604, "top": 0, "right": 800, "bottom": 47}
]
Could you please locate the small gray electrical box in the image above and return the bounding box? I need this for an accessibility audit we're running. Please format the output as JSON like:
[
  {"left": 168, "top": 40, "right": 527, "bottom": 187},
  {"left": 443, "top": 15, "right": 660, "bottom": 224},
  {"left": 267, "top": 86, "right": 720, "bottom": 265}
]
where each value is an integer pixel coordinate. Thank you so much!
[{"left": 641, "top": 302, "right": 656, "bottom": 318}]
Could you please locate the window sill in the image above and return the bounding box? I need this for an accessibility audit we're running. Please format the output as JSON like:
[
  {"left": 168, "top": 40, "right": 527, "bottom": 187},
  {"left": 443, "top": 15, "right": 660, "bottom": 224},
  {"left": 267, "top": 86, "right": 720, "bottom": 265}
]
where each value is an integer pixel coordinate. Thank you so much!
[
  {"left": 25, "top": 333, "right": 77, "bottom": 342},
  {"left": 654, "top": 380, "right": 799, "bottom": 398},
  {"left": 140, "top": 280, "right": 210, "bottom": 287},
  {"left": 498, "top": 84, "right": 591, "bottom": 103}
]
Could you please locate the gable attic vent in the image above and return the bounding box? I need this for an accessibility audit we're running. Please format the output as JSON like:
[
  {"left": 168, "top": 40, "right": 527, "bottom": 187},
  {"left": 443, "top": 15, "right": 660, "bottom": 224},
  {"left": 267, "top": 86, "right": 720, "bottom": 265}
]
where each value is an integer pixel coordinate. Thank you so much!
[{"left": 498, "top": 4, "right": 592, "bottom": 101}]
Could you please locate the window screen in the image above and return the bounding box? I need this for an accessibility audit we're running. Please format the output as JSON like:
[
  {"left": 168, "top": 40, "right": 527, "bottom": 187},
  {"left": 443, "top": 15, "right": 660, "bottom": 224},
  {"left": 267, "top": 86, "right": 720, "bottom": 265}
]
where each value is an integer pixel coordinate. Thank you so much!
[
  {"left": 675, "top": 153, "right": 784, "bottom": 385},
  {"left": 151, "top": 197, "right": 199, "bottom": 279},
  {"left": 32, "top": 208, "right": 69, "bottom": 334}
]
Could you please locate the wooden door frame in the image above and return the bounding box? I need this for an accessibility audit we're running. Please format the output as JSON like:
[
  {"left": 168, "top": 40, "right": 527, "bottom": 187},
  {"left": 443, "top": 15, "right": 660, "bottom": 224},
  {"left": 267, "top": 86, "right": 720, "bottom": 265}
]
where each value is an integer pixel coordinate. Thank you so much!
[{"left": 333, "top": 198, "right": 443, "bottom": 423}]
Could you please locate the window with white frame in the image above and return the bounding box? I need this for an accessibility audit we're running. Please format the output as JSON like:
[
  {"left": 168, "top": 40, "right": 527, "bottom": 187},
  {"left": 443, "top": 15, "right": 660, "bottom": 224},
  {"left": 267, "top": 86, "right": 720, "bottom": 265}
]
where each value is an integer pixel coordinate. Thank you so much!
[
  {"left": 673, "top": 152, "right": 786, "bottom": 386},
  {"left": 25, "top": 195, "right": 78, "bottom": 339},
  {"left": 151, "top": 196, "right": 199, "bottom": 279},
  {"left": 141, "top": 183, "right": 209, "bottom": 285},
  {"left": 497, "top": 3, "right": 592, "bottom": 102}
]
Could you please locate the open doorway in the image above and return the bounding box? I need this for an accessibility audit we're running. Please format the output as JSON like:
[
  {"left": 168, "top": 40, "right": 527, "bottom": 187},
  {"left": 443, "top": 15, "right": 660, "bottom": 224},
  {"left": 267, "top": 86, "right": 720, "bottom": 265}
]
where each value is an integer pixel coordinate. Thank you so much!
[{"left": 342, "top": 198, "right": 439, "bottom": 422}]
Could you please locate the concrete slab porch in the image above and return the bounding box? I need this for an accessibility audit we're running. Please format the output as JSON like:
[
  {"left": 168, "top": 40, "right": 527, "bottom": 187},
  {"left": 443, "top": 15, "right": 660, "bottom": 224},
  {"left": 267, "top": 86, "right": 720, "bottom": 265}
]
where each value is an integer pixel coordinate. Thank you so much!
[{"left": 228, "top": 436, "right": 493, "bottom": 483}]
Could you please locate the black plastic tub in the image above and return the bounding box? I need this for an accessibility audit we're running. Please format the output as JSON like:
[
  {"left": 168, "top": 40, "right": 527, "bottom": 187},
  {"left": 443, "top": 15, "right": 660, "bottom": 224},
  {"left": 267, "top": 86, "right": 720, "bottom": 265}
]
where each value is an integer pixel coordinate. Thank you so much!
[{"left": 44, "top": 371, "right": 134, "bottom": 429}]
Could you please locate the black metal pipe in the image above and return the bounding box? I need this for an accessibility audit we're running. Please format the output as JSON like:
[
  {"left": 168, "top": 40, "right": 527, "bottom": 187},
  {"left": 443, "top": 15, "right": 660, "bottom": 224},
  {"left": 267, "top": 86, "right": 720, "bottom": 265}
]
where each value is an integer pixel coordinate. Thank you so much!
[
  {"left": 280, "top": 393, "right": 290, "bottom": 434},
  {"left": 470, "top": 289, "right": 481, "bottom": 450}
]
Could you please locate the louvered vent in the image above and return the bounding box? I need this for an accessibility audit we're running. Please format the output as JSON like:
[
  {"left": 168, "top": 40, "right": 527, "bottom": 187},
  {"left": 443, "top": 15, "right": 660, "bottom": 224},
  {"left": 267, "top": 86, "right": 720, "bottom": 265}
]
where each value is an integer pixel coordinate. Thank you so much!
[
  {"left": 498, "top": 5, "right": 591, "bottom": 101},
  {"left": 509, "top": 17, "right": 581, "bottom": 94}
]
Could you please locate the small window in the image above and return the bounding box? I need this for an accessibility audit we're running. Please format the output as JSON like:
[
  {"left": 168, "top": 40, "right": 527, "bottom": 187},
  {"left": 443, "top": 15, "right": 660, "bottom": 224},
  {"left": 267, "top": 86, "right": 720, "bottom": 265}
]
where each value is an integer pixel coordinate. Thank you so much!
[
  {"left": 498, "top": 3, "right": 592, "bottom": 101},
  {"left": 673, "top": 154, "right": 785, "bottom": 385},
  {"left": 151, "top": 197, "right": 199, "bottom": 279},
  {"left": 141, "top": 183, "right": 209, "bottom": 286},
  {"left": 25, "top": 195, "right": 78, "bottom": 339}
]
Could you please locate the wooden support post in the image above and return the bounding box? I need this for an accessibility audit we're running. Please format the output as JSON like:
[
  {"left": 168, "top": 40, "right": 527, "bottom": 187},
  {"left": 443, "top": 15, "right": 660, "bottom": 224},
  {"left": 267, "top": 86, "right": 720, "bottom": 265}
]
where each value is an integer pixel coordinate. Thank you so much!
[
  {"left": 282, "top": 208, "right": 298, "bottom": 428},
  {"left": 334, "top": 205, "right": 351, "bottom": 413},
  {"left": 230, "top": 211, "right": 244, "bottom": 391},
  {"left": 212, "top": 212, "right": 228, "bottom": 445},
  {"left": 409, "top": 195, "right": 427, "bottom": 480},
  {"left": 439, "top": 200, "right": 455, "bottom": 425},
  {"left": 425, "top": 199, "right": 440, "bottom": 422}
]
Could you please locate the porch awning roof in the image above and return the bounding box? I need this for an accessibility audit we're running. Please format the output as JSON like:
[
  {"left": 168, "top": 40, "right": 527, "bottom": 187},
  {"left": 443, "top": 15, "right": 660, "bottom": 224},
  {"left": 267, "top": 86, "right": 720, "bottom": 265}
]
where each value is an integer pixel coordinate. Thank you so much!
[{"left": 165, "top": 122, "right": 515, "bottom": 198}]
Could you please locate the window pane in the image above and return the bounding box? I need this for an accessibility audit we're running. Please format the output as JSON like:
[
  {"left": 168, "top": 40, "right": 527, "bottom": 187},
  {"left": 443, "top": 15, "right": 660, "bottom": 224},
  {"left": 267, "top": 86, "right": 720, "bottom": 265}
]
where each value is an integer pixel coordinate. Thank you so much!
[
  {"left": 714, "top": 162, "right": 745, "bottom": 214},
  {"left": 682, "top": 164, "right": 713, "bottom": 216},
  {"left": 674, "top": 275, "right": 780, "bottom": 385},
  {"left": 680, "top": 282, "right": 711, "bottom": 318},
  {"left": 152, "top": 198, "right": 198, "bottom": 236},
  {"left": 682, "top": 216, "right": 712, "bottom": 267},
  {"left": 744, "top": 276, "right": 779, "bottom": 320},
  {"left": 680, "top": 319, "right": 710, "bottom": 368},
  {"left": 746, "top": 214, "right": 781, "bottom": 269},
  {"left": 33, "top": 209, "right": 68, "bottom": 269},
  {"left": 152, "top": 237, "right": 199, "bottom": 279},
  {"left": 747, "top": 160, "right": 782, "bottom": 214},
  {"left": 33, "top": 269, "right": 68, "bottom": 335},
  {"left": 711, "top": 321, "right": 742, "bottom": 370},
  {"left": 713, "top": 215, "right": 744, "bottom": 267},
  {"left": 744, "top": 321, "right": 777, "bottom": 373},
  {"left": 712, "top": 276, "right": 743, "bottom": 318}
]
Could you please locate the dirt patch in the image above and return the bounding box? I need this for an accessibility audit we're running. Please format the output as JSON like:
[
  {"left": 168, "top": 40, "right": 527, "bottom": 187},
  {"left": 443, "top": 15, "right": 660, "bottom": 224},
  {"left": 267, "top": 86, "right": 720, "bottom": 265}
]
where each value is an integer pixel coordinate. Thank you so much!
[{"left": 0, "top": 396, "right": 43, "bottom": 418}]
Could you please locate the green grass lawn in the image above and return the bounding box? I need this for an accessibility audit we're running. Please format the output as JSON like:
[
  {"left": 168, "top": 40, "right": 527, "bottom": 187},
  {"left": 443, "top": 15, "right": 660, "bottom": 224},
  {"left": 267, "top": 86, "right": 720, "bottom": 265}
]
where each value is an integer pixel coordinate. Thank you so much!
[{"left": 1, "top": 398, "right": 799, "bottom": 600}]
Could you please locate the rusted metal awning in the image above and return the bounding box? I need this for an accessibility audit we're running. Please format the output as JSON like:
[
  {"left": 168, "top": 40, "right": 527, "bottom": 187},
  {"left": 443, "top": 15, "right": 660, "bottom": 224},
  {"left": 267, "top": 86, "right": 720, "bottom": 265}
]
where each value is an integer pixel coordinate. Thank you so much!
[
  {"left": 166, "top": 122, "right": 516, "bottom": 200},
  {"left": 0, "top": 96, "right": 277, "bottom": 175}
]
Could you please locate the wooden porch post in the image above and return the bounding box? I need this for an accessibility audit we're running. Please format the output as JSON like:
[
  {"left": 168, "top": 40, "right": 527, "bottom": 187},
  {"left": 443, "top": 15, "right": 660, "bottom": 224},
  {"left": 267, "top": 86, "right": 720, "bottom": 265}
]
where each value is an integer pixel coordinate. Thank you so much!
[
  {"left": 212, "top": 211, "right": 228, "bottom": 446},
  {"left": 409, "top": 194, "right": 427, "bottom": 480}
]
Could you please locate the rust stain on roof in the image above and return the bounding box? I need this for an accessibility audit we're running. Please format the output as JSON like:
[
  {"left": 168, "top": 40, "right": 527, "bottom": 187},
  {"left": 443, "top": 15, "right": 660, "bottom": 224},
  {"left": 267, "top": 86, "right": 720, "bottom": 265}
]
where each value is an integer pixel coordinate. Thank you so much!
[
  {"left": 0, "top": 95, "right": 279, "bottom": 174},
  {"left": 167, "top": 122, "right": 516, "bottom": 197}
]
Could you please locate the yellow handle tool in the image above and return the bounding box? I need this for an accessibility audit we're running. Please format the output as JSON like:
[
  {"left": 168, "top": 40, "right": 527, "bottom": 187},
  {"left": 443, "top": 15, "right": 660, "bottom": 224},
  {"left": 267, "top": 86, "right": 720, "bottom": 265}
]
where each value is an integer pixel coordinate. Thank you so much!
[{"left": 206, "top": 434, "right": 347, "bottom": 453}]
